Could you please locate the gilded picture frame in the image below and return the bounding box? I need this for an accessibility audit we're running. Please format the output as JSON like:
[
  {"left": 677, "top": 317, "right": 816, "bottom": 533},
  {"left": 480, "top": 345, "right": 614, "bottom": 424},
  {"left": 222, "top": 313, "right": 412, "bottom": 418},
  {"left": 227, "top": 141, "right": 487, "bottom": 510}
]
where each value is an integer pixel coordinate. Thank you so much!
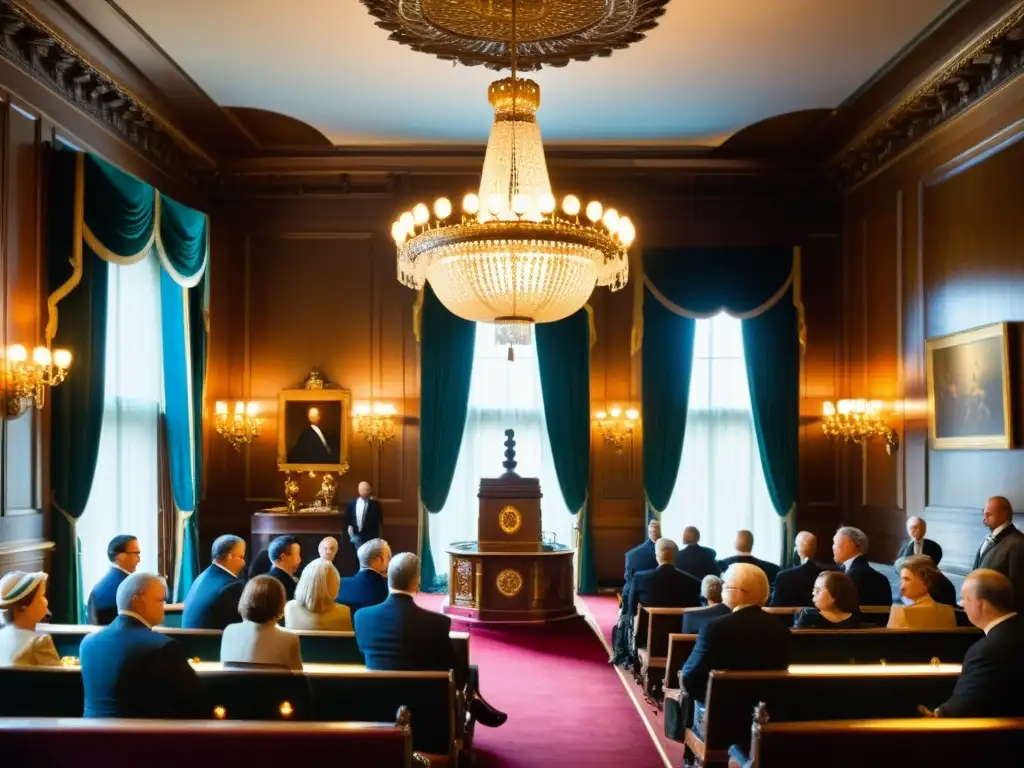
[
  {"left": 926, "top": 322, "right": 1013, "bottom": 450},
  {"left": 277, "top": 387, "right": 352, "bottom": 473}
]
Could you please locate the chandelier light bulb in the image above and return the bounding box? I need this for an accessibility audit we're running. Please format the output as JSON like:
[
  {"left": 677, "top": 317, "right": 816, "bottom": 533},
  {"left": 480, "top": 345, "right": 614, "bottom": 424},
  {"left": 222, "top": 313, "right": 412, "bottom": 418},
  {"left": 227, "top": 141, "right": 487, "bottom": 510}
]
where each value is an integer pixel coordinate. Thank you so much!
[
  {"left": 391, "top": 221, "right": 406, "bottom": 244},
  {"left": 487, "top": 193, "right": 504, "bottom": 215},
  {"left": 245, "top": 401, "right": 259, "bottom": 417},
  {"left": 625, "top": 408, "right": 639, "bottom": 421},
  {"left": 215, "top": 401, "right": 228, "bottom": 416},
  {"left": 32, "top": 346, "right": 51, "bottom": 366},
  {"left": 585, "top": 201, "right": 603, "bottom": 223},
  {"left": 562, "top": 195, "right": 581, "bottom": 216},
  {"left": 6, "top": 344, "right": 26, "bottom": 363},
  {"left": 512, "top": 193, "right": 531, "bottom": 215},
  {"left": 602, "top": 208, "right": 620, "bottom": 231},
  {"left": 595, "top": 410, "right": 608, "bottom": 421},
  {"left": 463, "top": 193, "right": 480, "bottom": 215},
  {"left": 434, "top": 198, "right": 453, "bottom": 220},
  {"left": 399, "top": 211, "right": 414, "bottom": 232},
  {"left": 617, "top": 217, "right": 635, "bottom": 246},
  {"left": 538, "top": 193, "right": 555, "bottom": 214},
  {"left": 53, "top": 349, "right": 72, "bottom": 369},
  {"left": 413, "top": 203, "right": 430, "bottom": 225},
  {"left": 609, "top": 405, "right": 622, "bottom": 418}
]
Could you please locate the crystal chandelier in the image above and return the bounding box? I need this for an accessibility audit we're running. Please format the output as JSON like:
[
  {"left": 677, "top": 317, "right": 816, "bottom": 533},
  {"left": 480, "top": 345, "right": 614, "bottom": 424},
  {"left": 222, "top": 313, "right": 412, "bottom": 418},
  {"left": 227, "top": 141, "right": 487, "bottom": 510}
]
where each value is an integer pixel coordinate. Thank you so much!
[
  {"left": 821, "top": 399, "right": 900, "bottom": 455},
  {"left": 391, "top": 1, "right": 633, "bottom": 356}
]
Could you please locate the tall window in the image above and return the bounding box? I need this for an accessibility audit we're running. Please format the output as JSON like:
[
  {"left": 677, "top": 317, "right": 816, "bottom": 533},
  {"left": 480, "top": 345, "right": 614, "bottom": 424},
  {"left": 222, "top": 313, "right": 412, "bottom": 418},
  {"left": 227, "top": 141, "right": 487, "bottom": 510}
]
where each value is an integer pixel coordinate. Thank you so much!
[
  {"left": 661, "top": 313, "right": 781, "bottom": 562},
  {"left": 429, "top": 326, "right": 573, "bottom": 577},
  {"left": 78, "top": 256, "right": 163, "bottom": 603}
]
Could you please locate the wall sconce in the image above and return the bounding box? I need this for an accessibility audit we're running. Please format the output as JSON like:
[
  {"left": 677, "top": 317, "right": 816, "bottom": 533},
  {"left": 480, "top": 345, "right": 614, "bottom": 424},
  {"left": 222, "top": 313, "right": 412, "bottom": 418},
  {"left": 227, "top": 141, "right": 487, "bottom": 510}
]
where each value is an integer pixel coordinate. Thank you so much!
[
  {"left": 353, "top": 401, "right": 397, "bottom": 447},
  {"left": 2, "top": 344, "right": 72, "bottom": 417},
  {"left": 214, "top": 400, "right": 262, "bottom": 451},
  {"left": 593, "top": 404, "right": 639, "bottom": 454},
  {"left": 822, "top": 399, "right": 899, "bottom": 455}
]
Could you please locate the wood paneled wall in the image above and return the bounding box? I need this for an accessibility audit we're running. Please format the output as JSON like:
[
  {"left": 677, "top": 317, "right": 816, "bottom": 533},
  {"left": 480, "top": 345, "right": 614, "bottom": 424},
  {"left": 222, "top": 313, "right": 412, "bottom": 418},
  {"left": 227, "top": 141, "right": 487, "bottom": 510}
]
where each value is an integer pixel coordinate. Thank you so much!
[{"left": 840, "top": 76, "right": 1024, "bottom": 572}]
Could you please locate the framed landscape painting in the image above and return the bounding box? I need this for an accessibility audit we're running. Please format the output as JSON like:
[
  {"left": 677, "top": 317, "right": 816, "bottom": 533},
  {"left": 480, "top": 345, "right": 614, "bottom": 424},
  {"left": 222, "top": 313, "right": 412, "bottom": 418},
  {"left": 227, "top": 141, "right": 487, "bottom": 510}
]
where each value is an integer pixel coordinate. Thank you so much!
[{"left": 926, "top": 322, "right": 1013, "bottom": 450}]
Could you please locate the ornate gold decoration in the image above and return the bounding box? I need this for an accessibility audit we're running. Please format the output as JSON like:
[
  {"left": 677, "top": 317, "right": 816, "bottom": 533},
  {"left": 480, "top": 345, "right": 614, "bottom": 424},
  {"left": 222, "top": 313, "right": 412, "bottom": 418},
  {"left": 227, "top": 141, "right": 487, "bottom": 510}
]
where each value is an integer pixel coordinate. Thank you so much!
[
  {"left": 59, "top": 656, "right": 79, "bottom": 667},
  {"left": 2, "top": 344, "right": 72, "bottom": 417},
  {"left": 353, "top": 401, "right": 398, "bottom": 446},
  {"left": 361, "top": 0, "right": 670, "bottom": 71},
  {"left": 496, "top": 568, "right": 524, "bottom": 597},
  {"left": 314, "top": 473, "right": 336, "bottom": 509},
  {"left": 283, "top": 471, "right": 300, "bottom": 513},
  {"left": 499, "top": 505, "right": 523, "bottom": 535},
  {"left": 821, "top": 399, "right": 899, "bottom": 455},
  {"left": 593, "top": 404, "right": 639, "bottom": 454},
  {"left": 453, "top": 558, "right": 475, "bottom": 602},
  {"left": 277, "top": 384, "right": 352, "bottom": 474},
  {"left": 215, "top": 400, "right": 262, "bottom": 451}
]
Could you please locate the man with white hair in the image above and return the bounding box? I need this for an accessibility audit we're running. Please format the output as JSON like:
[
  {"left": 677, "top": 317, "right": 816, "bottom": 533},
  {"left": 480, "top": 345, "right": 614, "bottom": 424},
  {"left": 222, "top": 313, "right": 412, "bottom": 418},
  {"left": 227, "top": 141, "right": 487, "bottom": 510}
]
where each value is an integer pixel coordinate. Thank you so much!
[
  {"left": 832, "top": 526, "right": 893, "bottom": 606},
  {"left": 681, "top": 575, "right": 730, "bottom": 634},
  {"left": 626, "top": 538, "right": 701, "bottom": 617},
  {"left": 80, "top": 572, "right": 206, "bottom": 718},
  {"left": 681, "top": 563, "right": 791, "bottom": 704},
  {"left": 318, "top": 536, "right": 339, "bottom": 563},
  {"left": 336, "top": 538, "right": 392, "bottom": 618},
  {"left": 897, "top": 516, "right": 942, "bottom": 565},
  {"left": 769, "top": 531, "right": 823, "bottom": 607}
]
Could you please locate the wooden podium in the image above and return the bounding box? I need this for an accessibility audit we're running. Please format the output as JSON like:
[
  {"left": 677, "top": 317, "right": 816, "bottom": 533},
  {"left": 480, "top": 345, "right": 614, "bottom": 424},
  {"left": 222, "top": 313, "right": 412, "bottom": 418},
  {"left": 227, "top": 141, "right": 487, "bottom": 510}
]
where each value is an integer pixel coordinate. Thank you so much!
[{"left": 444, "top": 430, "right": 576, "bottom": 624}]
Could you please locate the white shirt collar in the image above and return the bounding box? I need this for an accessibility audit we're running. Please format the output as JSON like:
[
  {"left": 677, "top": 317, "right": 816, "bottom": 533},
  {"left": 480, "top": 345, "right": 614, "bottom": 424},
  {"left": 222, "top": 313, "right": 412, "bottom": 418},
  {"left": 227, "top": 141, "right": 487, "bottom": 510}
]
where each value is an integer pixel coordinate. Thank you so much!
[
  {"left": 841, "top": 554, "right": 861, "bottom": 569},
  {"left": 113, "top": 565, "right": 132, "bottom": 576},
  {"left": 990, "top": 521, "right": 1012, "bottom": 539},
  {"left": 389, "top": 589, "right": 416, "bottom": 598},
  {"left": 799, "top": 556, "right": 809, "bottom": 564},
  {"left": 119, "top": 610, "right": 153, "bottom": 629},
  {"left": 310, "top": 424, "right": 328, "bottom": 449},
  {"left": 214, "top": 562, "right": 238, "bottom": 579},
  {"left": 983, "top": 612, "right": 1017, "bottom": 634}
]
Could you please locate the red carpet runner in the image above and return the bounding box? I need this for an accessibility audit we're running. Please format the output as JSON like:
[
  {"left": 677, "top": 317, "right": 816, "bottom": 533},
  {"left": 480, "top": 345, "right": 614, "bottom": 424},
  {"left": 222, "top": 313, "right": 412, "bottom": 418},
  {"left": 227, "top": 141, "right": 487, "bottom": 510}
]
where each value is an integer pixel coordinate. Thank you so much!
[{"left": 416, "top": 594, "right": 667, "bottom": 767}]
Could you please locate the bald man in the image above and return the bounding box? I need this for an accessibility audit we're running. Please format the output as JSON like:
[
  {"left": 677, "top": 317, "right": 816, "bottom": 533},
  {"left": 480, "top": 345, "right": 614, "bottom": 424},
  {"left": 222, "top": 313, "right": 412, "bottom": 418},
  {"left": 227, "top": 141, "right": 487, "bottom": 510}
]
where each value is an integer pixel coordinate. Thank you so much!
[
  {"left": 974, "top": 496, "right": 1024, "bottom": 611},
  {"left": 716, "top": 530, "right": 780, "bottom": 584},
  {"left": 896, "top": 516, "right": 943, "bottom": 565},
  {"left": 346, "top": 481, "right": 383, "bottom": 550},
  {"left": 769, "top": 531, "right": 823, "bottom": 607}
]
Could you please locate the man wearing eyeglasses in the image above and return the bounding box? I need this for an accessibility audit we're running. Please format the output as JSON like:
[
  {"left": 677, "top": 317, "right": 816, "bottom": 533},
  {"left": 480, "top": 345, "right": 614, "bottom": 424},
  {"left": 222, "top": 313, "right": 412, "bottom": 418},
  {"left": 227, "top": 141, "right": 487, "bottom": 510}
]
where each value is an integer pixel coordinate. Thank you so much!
[{"left": 87, "top": 535, "right": 142, "bottom": 626}]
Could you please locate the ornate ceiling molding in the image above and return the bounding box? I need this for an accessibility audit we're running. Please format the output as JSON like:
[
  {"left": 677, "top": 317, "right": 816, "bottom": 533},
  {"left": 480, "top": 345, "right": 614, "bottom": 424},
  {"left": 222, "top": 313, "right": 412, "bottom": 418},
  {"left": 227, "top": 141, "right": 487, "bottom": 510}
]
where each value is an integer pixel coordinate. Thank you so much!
[
  {"left": 0, "top": 1, "right": 212, "bottom": 185},
  {"left": 836, "top": 2, "right": 1024, "bottom": 188},
  {"left": 360, "top": 0, "right": 670, "bottom": 70}
]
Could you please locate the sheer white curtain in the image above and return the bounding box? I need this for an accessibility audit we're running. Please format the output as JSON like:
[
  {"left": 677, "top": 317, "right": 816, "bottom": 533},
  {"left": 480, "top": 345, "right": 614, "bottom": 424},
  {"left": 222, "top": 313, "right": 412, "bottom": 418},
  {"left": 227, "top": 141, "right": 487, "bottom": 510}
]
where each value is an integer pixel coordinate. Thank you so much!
[
  {"left": 429, "top": 325, "right": 574, "bottom": 576},
  {"left": 660, "top": 313, "right": 781, "bottom": 562},
  {"left": 78, "top": 255, "right": 163, "bottom": 601}
]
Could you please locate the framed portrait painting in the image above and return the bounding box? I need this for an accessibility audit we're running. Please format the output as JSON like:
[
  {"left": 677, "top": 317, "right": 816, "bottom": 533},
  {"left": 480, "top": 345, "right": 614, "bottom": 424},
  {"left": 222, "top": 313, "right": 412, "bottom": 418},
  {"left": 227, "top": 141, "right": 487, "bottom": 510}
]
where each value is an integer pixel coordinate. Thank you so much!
[
  {"left": 926, "top": 322, "right": 1013, "bottom": 450},
  {"left": 277, "top": 387, "right": 352, "bottom": 473}
]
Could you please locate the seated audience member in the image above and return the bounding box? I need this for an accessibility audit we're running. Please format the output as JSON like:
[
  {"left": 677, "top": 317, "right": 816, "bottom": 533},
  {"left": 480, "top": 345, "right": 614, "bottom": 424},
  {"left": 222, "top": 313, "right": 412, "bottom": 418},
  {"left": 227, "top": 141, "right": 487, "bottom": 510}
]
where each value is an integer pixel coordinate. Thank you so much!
[
  {"left": 675, "top": 526, "right": 720, "bottom": 580},
  {"left": 267, "top": 535, "right": 301, "bottom": 602},
  {"left": 932, "top": 569, "right": 1024, "bottom": 717},
  {"left": 681, "top": 563, "right": 791, "bottom": 703},
  {"left": 622, "top": 520, "right": 661, "bottom": 614},
  {"left": 0, "top": 571, "right": 60, "bottom": 667},
  {"left": 80, "top": 572, "right": 205, "bottom": 718},
  {"left": 832, "top": 526, "right": 893, "bottom": 606},
  {"left": 888, "top": 555, "right": 956, "bottom": 629},
  {"left": 794, "top": 571, "right": 861, "bottom": 629},
  {"left": 318, "top": 536, "right": 339, "bottom": 564},
  {"left": 87, "top": 534, "right": 141, "bottom": 626},
  {"left": 682, "top": 575, "right": 730, "bottom": 634},
  {"left": 355, "top": 552, "right": 507, "bottom": 728},
  {"left": 182, "top": 535, "right": 247, "bottom": 629},
  {"left": 897, "top": 516, "right": 942, "bottom": 566},
  {"left": 769, "top": 531, "right": 822, "bottom": 607},
  {"left": 716, "top": 529, "right": 780, "bottom": 583},
  {"left": 222, "top": 575, "right": 302, "bottom": 670},
  {"left": 627, "top": 538, "right": 701, "bottom": 616},
  {"left": 285, "top": 559, "right": 352, "bottom": 631},
  {"left": 336, "top": 538, "right": 391, "bottom": 619}
]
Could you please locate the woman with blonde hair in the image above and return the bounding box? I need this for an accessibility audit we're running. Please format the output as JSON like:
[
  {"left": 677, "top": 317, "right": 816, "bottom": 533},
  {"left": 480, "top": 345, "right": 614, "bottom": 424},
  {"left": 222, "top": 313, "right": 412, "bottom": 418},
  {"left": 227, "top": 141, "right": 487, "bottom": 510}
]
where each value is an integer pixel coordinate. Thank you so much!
[
  {"left": 888, "top": 555, "right": 956, "bottom": 629},
  {"left": 0, "top": 571, "right": 61, "bottom": 666},
  {"left": 285, "top": 559, "right": 352, "bottom": 631}
]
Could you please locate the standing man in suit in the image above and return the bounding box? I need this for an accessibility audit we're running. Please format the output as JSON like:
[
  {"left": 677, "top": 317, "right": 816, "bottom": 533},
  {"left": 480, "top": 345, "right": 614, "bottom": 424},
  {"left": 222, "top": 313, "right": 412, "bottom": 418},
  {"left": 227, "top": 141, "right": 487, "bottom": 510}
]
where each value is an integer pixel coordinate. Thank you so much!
[
  {"left": 354, "top": 552, "right": 507, "bottom": 728},
  {"left": 337, "top": 538, "right": 391, "bottom": 619},
  {"left": 933, "top": 569, "right": 1024, "bottom": 717},
  {"left": 675, "top": 526, "right": 720, "bottom": 580},
  {"left": 346, "top": 481, "right": 383, "bottom": 551},
  {"left": 287, "top": 406, "right": 338, "bottom": 464},
  {"left": 832, "top": 526, "right": 893, "bottom": 606},
  {"left": 682, "top": 575, "right": 731, "bottom": 634},
  {"left": 182, "top": 535, "right": 247, "bottom": 629},
  {"left": 897, "top": 516, "right": 943, "bottom": 566},
  {"left": 86, "top": 534, "right": 141, "bottom": 626},
  {"left": 974, "top": 496, "right": 1024, "bottom": 612},
  {"left": 769, "top": 531, "right": 822, "bottom": 607},
  {"left": 627, "top": 539, "right": 701, "bottom": 616},
  {"left": 622, "top": 519, "right": 660, "bottom": 613},
  {"left": 80, "top": 572, "right": 206, "bottom": 718},
  {"left": 266, "top": 536, "right": 301, "bottom": 601},
  {"left": 716, "top": 530, "right": 780, "bottom": 583}
]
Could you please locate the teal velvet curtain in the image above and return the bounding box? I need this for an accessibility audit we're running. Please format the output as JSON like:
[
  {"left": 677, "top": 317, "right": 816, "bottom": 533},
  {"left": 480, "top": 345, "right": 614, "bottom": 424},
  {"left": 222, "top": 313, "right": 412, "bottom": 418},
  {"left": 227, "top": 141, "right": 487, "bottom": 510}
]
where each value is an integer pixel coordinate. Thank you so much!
[
  {"left": 84, "top": 155, "right": 155, "bottom": 257},
  {"left": 159, "top": 194, "right": 209, "bottom": 285},
  {"left": 418, "top": 285, "right": 476, "bottom": 590},
  {"left": 536, "top": 309, "right": 596, "bottom": 593}
]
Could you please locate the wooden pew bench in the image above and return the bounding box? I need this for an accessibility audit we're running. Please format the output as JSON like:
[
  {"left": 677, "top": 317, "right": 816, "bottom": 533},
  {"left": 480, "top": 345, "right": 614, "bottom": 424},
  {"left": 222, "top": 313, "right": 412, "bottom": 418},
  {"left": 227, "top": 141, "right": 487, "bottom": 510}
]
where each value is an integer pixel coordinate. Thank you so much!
[
  {"left": 0, "top": 716, "right": 421, "bottom": 767},
  {"left": 682, "top": 666, "right": 961, "bottom": 767},
  {"left": 728, "top": 708, "right": 1024, "bottom": 767}
]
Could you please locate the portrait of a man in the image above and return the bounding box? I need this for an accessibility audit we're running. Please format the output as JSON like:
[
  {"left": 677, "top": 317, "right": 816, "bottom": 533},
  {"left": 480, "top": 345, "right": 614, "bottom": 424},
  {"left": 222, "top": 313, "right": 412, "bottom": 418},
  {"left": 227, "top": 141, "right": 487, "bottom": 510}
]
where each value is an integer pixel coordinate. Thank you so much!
[{"left": 278, "top": 387, "right": 351, "bottom": 471}]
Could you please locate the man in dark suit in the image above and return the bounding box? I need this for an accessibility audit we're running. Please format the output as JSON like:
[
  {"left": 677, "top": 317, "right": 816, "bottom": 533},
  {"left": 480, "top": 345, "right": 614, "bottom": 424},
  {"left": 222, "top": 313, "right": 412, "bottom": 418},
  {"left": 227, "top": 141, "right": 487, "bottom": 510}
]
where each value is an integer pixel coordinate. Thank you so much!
[
  {"left": 287, "top": 406, "right": 338, "bottom": 464},
  {"left": 346, "top": 481, "right": 383, "bottom": 550},
  {"left": 832, "top": 526, "right": 893, "bottom": 606},
  {"left": 337, "top": 538, "right": 391, "bottom": 618},
  {"left": 355, "top": 552, "right": 507, "bottom": 728},
  {"left": 621, "top": 519, "right": 660, "bottom": 614},
  {"left": 627, "top": 538, "right": 701, "bottom": 617},
  {"left": 80, "top": 572, "right": 206, "bottom": 718},
  {"left": 267, "top": 535, "right": 301, "bottom": 601},
  {"left": 896, "top": 516, "right": 943, "bottom": 566},
  {"left": 675, "top": 526, "right": 720, "bottom": 581},
  {"left": 182, "top": 535, "right": 247, "bottom": 629},
  {"left": 974, "top": 496, "right": 1024, "bottom": 612},
  {"left": 716, "top": 530, "right": 780, "bottom": 584},
  {"left": 934, "top": 569, "right": 1024, "bottom": 717},
  {"left": 86, "top": 534, "right": 141, "bottom": 626},
  {"left": 681, "top": 563, "right": 791, "bottom": 703},
  {"left": 769, "top": 531, "right": 822, "bottom": 607},
  {"left": 682, "top": 575, "right": 730, "bottom": 634}
]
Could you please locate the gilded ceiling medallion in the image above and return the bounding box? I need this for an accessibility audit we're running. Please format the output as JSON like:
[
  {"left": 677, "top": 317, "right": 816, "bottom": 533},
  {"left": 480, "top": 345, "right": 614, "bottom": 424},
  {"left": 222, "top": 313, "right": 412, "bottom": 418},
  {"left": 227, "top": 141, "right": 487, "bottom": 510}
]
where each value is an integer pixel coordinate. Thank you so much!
[
  {"left": 360, "top": 0, "right": 672, "bottom": 70},
  {"left": 499, "top": 505, "right": 523, "bottom": 535}
]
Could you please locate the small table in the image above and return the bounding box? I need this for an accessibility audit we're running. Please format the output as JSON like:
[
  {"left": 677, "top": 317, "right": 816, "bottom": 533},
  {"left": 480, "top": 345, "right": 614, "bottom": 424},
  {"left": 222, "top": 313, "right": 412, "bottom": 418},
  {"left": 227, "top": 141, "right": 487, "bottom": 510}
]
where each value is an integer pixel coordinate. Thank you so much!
[{"left": 251, "top": 509, "right": 357, "bottom": 577}]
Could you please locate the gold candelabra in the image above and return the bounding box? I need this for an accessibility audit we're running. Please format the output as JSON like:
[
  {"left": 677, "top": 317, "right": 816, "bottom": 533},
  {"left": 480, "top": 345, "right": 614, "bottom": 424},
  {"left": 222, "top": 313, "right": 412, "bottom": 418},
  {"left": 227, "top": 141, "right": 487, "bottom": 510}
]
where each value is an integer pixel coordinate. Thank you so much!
[
  {"left": 822, "top": 399, "right": 899, "bottom": 455},
  {"left": 593, "top": 405, "right": 639, "bottom": 454},
  {"left": 353, "top": 401, "right": 397, "bottom": 447},
  {"left": 215, "top": 400, "right": 262, "bottom": 451},
  {"left": 2, "top": 344, "right": 72, "bottom": 417}
]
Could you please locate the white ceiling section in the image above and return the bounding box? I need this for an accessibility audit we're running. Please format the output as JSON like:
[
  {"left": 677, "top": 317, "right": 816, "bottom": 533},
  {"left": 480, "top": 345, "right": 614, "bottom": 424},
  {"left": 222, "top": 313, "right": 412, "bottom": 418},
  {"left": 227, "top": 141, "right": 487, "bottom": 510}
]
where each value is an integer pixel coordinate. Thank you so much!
[{"left": 115, "top": 0, "right": 956, "bottom": 147}]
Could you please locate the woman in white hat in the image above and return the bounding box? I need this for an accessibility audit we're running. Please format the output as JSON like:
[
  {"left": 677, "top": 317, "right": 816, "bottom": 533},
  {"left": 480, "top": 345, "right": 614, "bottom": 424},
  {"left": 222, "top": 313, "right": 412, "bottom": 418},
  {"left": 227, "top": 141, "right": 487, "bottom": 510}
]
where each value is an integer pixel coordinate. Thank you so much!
[{"left": 0, "top": 571, "right": 61, "bottom": 666}]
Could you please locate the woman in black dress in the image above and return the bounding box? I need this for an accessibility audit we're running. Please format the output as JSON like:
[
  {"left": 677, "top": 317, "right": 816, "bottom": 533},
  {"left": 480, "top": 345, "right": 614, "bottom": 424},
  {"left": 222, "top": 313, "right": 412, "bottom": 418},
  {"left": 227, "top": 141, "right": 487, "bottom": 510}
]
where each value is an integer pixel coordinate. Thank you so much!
[{"left": 794, "top": 570, "right": 861, "bottom": 629}]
